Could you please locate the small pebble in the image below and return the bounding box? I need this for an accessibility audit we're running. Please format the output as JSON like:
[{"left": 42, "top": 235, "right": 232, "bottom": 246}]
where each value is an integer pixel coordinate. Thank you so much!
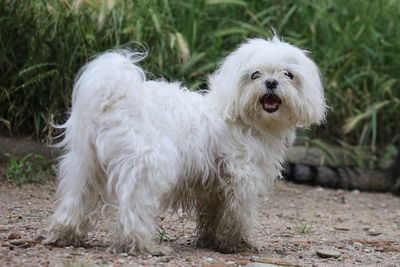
[
  {"left": 34, "top": 235, "right": 45, "bottom": 242},
  {"left": 0, "top": 225, "right": 10, "bottom": 232},
  {"left": 119, "top": 252, "right": 128, "bottom": 257},
  {"left": 353, "top": 242, "right": 363, "bottom": 249},
  {"left": 8, "top": 232, "right": 22, "bottom": 240},
  {"left": 316, "top": 249, "right": 341, "bottom": 259},
  {"left": 204, "top": 257, "right": 214, "bottom": 262},
  {"left": 19, "top": 243, "right": 32, "bottom": 248},
  {"left": 10, "top": 239, "right": 30, "bottom": 246},
  {"left": 157, "top": 257, "right": 172, "bottom": 263},
  {"left": 334, "top": 226, "right": 350, "bottom": 231},
  {"left": 336, "top": 243, "right": 345, "bottom": 249},
  {"left": 367, "top": 230, "right": 382, "bottom": 236},
  {"left": 336, "top": 189, "right": 345, "bottom": 194}
]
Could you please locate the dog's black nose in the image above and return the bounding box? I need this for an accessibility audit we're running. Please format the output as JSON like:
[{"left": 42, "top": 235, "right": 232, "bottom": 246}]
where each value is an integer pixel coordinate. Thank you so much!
[{"left": 265, "top": 79, "right": 278, "bottom": 90}]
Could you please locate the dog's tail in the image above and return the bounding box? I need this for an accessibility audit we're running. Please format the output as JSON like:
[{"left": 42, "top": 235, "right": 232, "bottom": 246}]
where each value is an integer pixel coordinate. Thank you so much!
[
  {"left": 72, "top": 50, "right": 146, "bottom": 111},
  {"left": 55, "top": 50, "right": 146, "bottom": 150}
]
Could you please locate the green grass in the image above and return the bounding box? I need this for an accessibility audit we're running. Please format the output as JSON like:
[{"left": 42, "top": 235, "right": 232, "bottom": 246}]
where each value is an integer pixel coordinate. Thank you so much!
[
  {"left": 157, "top": 226, "right": 174, "bottom": 242},
  {"left": 1, "top": 0, "right": 399, "bottom": 156},
  {"left": 4, "top": 153, "right": 55, "bottom": 185},
  {"left": 297, "top": 223, "right": 310, "bottom": 234}
]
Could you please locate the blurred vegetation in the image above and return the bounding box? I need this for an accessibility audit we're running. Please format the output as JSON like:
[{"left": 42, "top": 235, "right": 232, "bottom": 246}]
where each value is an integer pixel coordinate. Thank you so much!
[
  {"left": 4, "top": 153, "right": 55, "bottom": 185},
  {"left": 0, "top": 0, "right": 399, "bottom": 163}
]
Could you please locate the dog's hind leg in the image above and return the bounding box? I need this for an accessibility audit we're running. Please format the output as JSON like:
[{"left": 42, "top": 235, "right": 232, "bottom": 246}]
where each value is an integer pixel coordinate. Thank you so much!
[
  {"left": 108, "top": 137, "right": 179, "bottom": 255},
  {"left": 46, "top": 144, "right": 102, "bottom": 247}
]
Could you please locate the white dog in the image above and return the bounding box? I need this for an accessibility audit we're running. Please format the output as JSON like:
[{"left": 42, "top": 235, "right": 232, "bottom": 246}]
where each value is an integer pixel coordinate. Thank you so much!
[{"left": 46, "top": 37, "right": 326, "bottom": 255}]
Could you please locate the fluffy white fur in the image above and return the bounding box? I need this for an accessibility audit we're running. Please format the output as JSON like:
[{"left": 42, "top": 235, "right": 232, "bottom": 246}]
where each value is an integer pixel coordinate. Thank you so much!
[{"left": 46, "top": 37, "right": 326, "bottom": 254}]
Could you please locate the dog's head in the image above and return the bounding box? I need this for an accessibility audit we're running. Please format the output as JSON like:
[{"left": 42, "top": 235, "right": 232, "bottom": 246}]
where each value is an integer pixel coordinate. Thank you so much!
[{"left": 209, "top": 37, "right": 326, "bottom": 131}]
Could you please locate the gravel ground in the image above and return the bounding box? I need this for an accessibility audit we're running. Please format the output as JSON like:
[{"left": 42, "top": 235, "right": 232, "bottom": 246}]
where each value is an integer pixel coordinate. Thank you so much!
[{"left": 1, "top": 175, "right": 400, "bottom": 267}]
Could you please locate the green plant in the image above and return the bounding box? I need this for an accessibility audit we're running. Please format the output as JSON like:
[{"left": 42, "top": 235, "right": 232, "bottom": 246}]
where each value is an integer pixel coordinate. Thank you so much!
[
  {"left": 4, "top": 153, "right": 56, "bottom": 185},
  {"left": 381, "top": 145, "right": 398, "bottom": 169},
  {"left": 157, "top": 226, "right": 173, "bottom": 242},
  {"left": 298, "top": 223, "right": 310, "bottom": 234},
  {"left": 1, "top": 0, "right": 399, "bottom": 154}
]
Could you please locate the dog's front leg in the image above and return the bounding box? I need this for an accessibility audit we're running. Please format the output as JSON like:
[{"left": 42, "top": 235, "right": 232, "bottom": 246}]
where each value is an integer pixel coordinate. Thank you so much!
[
  {"left": 215, "top": 175, "right": 259, "bottom": 253},
  {"left": 196, "top": 163, "right": 262, "bottom": 253}
]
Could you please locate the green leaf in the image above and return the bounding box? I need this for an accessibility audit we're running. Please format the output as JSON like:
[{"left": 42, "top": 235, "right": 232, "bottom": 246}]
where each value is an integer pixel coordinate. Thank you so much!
[{"left": 205, "top": 0, "right": 247, "bottom": 7}]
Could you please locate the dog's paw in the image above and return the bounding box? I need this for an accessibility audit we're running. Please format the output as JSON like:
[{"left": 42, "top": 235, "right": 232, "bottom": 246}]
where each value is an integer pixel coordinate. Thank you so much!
[
  {"left": 110, "top": 240, "right": 173, "bottom": 256},
  {"left": 44, "top": 230, "right": 85, "bottom": 247},
  {"left": 195, "top": 232, "right": 257, "bottom": 254},
  {"left": 195, "top": 232, "right": 216, "bottom": 248},
  {"left": 44, "top": 220, "right": 90, "bottom": 248},
  {"left": 215, "top": 239, "right": 257, "bottom": 254}
]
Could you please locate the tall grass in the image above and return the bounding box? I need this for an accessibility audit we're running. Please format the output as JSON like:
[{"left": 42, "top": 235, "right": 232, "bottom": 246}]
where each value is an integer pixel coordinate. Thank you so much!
[{"left": 1, "top": 0, "right": 399, "bottom": 154}]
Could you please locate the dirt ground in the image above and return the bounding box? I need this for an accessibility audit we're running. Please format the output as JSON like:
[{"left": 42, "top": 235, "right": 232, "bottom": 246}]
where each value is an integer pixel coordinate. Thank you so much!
[{"left": 1, "top": 174, "right": 400, "bottom": 267}]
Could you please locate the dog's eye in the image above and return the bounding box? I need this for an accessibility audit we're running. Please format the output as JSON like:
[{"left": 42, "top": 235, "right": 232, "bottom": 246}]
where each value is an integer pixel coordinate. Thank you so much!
[
  {"left": 284, "top": 71, "right": 294, "bottom": 80},
  {"left": 250, "top": 71, "right": 261, "bottom": 80}
]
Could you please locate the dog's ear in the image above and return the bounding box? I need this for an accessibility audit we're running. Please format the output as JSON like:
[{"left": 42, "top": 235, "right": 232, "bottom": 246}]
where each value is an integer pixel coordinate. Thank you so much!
[
  {"left": 208, "top": 51, "right": 244, "bottom": 123},
  {"left": 297, "top": 56, "right": 327, "bottom": 126},
  {"left": 208, "top": 70, "right": 241, "bottom": 123}
]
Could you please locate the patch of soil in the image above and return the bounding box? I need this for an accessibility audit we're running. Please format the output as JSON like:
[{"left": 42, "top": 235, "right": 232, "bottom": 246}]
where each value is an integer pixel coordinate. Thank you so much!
[{"left": 1, "top": 175, "right": 400, "bottom": 266}]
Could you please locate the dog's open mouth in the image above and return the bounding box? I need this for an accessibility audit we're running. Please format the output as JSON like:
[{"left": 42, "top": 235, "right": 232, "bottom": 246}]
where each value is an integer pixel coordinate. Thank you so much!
[{"left": 260, "top": 94, "right": 281, "bottom": 113}]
